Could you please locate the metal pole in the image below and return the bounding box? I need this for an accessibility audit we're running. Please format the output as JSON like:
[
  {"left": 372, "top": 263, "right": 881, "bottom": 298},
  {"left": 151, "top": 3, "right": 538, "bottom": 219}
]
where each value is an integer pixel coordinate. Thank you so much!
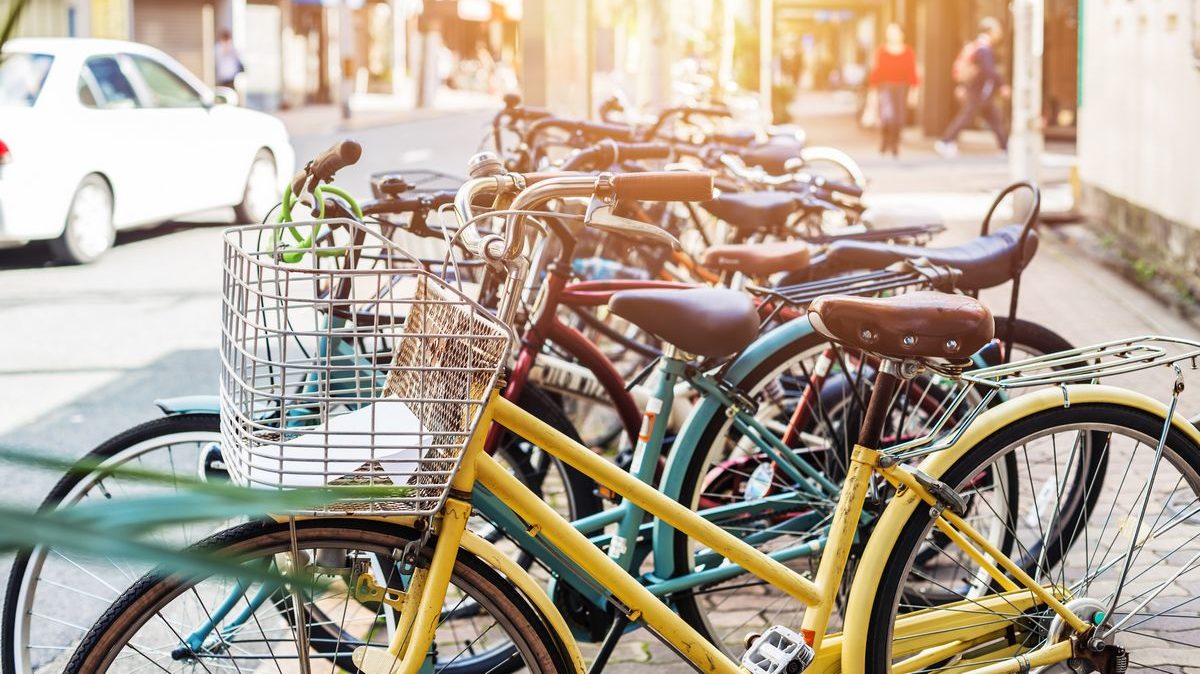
[
  {"left": 519, "top": 0, "right": 547, "bottom": 106},
  {"left": 1009, "top": 0, "right": 1044, "bottom": 214},
  {"left": 759, "top": 0, "right": 773, "bottom": 124}
]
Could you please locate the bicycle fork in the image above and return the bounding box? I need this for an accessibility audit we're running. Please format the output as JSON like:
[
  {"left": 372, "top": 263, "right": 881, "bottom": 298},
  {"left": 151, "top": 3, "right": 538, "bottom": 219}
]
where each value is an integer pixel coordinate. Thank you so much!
[{"left": 352, "top": 418, "right": 484, "bottom": 674}]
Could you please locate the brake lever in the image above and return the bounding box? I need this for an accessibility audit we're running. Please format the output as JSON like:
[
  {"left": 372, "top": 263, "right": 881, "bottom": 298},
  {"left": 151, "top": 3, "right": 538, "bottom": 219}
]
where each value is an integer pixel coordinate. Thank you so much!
[{"left": 583, "top": 196, "right": 682, "bottom": 251}]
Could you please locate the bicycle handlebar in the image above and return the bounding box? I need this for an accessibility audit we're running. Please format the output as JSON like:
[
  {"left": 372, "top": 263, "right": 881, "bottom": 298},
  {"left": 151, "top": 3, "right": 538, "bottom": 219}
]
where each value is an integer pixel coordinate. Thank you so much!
[
  {"left": 808, "top": 176, "right": 863, "bottom": 199},
  {"left": 525, "top": 116, "right": 636, "bottom": 146},
  {"left": 609, "top": 171, "right": 714, "bottom": 202},
  {"left": 290, "top": 140, "right": 362, "bottom": 195},
  {"left": 453, "top": 170, "right": 713, "bottom": 264},
  {"left": 716, "top": 153, "right": 864, "bottom": 199},
  {"left": 644, "top": 104, "right": 735, "bottom": 138},
  {"left": 560, "top": 140, "right": 671, "bottom": 171}
]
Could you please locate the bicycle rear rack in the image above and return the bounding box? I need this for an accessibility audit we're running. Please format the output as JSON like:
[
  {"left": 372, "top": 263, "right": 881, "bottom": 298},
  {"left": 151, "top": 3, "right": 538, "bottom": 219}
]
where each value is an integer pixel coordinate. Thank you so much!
[
  {"left": 749, "top": 259, "right": 960, "bottom": 309},
  {"left": 799, "top": 222, "right": 945, "bottom": 245},
  {"left": 964, "top": 336, "right": 1200, "bottom": 390},
  {"left": 885, "top": 336, "right": 1200, "bottom": 461}
]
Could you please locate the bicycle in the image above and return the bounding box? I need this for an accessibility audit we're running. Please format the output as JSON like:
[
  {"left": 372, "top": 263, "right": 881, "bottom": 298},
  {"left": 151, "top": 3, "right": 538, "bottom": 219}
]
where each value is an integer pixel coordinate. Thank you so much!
[
  {"left": 8, "top": 156, "right": 1077, "bottom": 672},
  {"left": 64, "top": 170, "right": 1200, "bottom": 673}
]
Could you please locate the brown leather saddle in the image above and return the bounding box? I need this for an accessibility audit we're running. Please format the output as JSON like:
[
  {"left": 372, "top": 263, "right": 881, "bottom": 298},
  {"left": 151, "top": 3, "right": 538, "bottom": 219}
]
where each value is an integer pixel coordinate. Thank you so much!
[
  {"left": 807, "top": 291, "right": 994, "bottom": 361},
  {"left": 701, "top": 241, "right": 812, "bottom": 277},
  {"left": 608, "top": 287, "right": 760, "bottom": 358}
]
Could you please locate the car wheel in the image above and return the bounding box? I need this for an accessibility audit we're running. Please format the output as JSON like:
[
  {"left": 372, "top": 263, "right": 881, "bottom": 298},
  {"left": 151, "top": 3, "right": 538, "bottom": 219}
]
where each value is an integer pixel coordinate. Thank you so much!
[
  {"left": 235, "top": 150, "right": 278, "bottom": 224},
  {"left": 49, "top": 175, "right": 114, "bottom": 265}
]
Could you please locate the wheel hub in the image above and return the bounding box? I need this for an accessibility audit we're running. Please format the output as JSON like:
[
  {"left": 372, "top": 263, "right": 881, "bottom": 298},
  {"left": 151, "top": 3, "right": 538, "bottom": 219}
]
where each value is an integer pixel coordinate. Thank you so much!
[{"left": 1040, "top": 598, "right": 1128, "bottom": 674}]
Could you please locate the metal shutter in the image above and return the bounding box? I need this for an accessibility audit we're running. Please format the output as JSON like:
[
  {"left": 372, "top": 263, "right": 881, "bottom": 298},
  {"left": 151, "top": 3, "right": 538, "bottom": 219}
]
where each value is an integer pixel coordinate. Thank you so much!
[{"left": 132, "top": 0, "right": 210, "bottom": 82}]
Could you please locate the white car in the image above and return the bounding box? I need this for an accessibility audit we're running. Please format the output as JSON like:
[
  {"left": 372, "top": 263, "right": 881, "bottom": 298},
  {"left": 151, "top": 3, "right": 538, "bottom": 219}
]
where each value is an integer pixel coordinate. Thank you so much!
[{"left": 0, "top": 38, "right": 294, "bottom": 263}]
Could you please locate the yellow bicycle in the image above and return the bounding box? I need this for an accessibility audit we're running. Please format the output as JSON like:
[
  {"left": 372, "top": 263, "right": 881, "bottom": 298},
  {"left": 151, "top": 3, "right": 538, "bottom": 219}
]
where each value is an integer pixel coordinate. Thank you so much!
[{"left": 64, "top": 172, "right": 1200, "bottom": 673}]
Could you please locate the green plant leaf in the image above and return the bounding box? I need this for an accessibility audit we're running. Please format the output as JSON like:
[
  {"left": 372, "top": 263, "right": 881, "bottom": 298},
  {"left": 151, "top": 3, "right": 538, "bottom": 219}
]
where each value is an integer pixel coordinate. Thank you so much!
[
  {"left": 0, "top": 444, "right": 412, "bottom": 588},
  {"left": 1, "top": 0, "right": 31, "bottom": 57},
  {"left": 0, "top": 503, "right": 331, "bottom": 590}
]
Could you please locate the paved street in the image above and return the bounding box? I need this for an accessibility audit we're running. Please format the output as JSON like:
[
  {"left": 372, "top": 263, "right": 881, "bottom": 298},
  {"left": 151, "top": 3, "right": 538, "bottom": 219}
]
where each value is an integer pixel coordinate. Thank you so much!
[{"left": 2, "top": 105, "right": 1199, "bottom": 672}]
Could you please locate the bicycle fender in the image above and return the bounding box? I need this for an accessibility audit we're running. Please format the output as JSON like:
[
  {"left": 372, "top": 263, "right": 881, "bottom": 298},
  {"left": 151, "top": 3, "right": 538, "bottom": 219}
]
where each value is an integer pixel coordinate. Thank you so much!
[
  {"left": 459, "top": 530, "right": 586, "bottom": 673},
  {"left": 839, "top": 384, "right": 1200, "bottom": 671},
  {"left": 652, "top": 317, "right": 815, "bottom": 573},
  {"left": 155, "top": 395, "right": 221, "bottom": 415}
]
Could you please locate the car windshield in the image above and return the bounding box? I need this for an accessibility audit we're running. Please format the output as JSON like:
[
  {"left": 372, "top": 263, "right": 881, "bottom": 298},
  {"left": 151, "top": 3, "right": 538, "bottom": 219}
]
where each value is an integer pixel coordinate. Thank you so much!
[{"left": 0, "top": 53, "right": 54, "bottom": 107}]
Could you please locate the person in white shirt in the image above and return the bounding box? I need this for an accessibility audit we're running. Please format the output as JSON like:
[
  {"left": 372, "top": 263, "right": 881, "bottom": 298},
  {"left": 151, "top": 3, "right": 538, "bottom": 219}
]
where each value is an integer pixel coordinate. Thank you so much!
[{"left": 215, "top": 30, "right": 243, "bottom": 90}]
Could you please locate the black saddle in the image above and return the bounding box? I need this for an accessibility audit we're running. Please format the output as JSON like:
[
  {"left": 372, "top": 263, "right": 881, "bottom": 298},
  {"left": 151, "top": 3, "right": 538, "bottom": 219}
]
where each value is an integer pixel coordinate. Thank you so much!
[
  {"left": 700, "top": 191, "right": 801, "bottom": 232},
  {"left": 738, "top": 138, "right": 802, "bottom": 175},
  {"left": 608, "top": 288, "right": 760, "bottom": 358},
  {"left": 820, "top": 224, "right": 1038, "bottom": 291}
]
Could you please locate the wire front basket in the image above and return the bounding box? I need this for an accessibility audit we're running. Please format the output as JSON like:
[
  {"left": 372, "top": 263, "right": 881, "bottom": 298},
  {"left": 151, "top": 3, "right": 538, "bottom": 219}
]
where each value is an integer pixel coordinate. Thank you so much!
[{"left": 220, "top": 219, "right": 513, "bottom": 515}]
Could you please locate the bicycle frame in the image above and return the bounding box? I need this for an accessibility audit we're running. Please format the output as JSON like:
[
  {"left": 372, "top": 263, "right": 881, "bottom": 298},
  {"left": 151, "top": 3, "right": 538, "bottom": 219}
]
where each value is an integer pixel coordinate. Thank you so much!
[
  {"left": 471, "top": 331, "right": 1004, "bottom": 617},
  {"left": 164, "top": 313, "right": 1005, "bottom": 636},
  {"left": 363, "top": 381, "right": 1198, "bottom": 674}
]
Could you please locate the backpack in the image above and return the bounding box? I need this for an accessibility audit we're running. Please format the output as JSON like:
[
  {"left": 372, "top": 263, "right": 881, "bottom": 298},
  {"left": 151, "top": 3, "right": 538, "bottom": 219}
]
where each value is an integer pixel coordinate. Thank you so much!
[{"left": 952, "top": 40, "right": 980, "bottom": 84}]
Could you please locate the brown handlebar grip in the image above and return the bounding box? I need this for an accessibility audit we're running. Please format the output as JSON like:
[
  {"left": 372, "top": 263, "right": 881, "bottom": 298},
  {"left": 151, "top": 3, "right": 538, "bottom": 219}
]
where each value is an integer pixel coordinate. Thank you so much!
[
  {"left": 290, "top": 169, "right": 311, "bottom": 197},
  {"left": 610, "top": 171, "right": 715, "bottom": 202},
  {"left": 310, "top": 140, "right": 362, "bottom": 181},
  {"left": 615, "top": 143, "right": 671, "bottom": 161},
  {"left": 819, "top": 178, "right": 864, "bottom": 199},
  {"left": 291, "top": 140, "right": 362, "bottom": 195}
]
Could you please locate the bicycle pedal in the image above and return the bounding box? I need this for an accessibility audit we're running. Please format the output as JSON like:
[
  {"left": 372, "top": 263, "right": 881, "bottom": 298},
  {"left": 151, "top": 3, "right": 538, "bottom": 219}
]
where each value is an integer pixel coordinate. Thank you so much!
[{"left": 740, "top": 625, "right": 814, "bottom": 674}]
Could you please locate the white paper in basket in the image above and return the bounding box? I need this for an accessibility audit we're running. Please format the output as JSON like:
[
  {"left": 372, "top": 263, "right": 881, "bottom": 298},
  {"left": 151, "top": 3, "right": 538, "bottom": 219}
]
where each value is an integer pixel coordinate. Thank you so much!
[{"left": 247, "top": 401, "right": 425, "bottom": 488}]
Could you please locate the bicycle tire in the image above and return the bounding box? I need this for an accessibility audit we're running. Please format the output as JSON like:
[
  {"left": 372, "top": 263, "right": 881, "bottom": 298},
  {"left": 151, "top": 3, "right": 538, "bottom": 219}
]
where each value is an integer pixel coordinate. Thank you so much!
[
  {"left": 858, "top": 403, "right": 1200, "bottom": 672},
  {"left": 63, "top": 519, "right": 574, "bottom": 674},
  {"left": 2, "top": 414, "right": 222, "bottom": 674},
  {"left": 5, "top": 386, "right": 593, "bottom": 674},
  {"left": 294, "top": 386, "right": 597, "bottom": 673}
]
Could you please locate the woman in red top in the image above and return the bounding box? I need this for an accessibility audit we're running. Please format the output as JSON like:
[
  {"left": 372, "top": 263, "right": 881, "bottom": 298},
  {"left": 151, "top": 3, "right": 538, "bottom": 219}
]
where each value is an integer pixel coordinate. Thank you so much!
[{"left": 869, "top": 23, "right": 920, "bottom": 156}]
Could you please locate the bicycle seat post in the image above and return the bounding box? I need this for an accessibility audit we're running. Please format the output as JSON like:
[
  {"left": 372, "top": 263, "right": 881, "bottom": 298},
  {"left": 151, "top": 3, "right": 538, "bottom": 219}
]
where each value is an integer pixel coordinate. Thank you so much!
[{"left": 857, "top": 359, "right": 903, "bottom": 451}]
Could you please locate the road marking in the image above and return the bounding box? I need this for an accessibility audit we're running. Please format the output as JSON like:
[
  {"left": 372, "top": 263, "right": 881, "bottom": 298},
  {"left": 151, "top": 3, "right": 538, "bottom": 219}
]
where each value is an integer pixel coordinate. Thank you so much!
[{"left": 399, "top": 149, "right": 433, "bottom": 164}]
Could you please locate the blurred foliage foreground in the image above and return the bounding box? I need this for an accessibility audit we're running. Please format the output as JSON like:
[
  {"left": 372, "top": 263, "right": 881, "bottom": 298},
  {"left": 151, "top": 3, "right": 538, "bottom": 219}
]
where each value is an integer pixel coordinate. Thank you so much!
[
  {"left": 0, "top": 447, "right": 411, "bottom": 587},
  {"left": 1, "top": 0, "right": 28, "bottom": 57}
]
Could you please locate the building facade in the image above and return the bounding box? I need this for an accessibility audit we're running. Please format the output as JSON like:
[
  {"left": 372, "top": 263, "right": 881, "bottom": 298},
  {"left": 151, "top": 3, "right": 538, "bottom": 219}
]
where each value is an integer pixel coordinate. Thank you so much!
[
  {"left": 3, "top": 0, "right": 517, "bottom": 110},
  {"left": 1077, "top": 0, "right": 1200, "bottom": 299}
]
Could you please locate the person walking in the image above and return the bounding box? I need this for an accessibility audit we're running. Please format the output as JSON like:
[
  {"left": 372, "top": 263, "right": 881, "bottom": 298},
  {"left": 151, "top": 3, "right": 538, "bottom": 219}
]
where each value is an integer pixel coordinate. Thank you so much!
[
  {"left": 868, "top": 23, "right": 919, "bottom": 156},
  {"left": 935, "top": 17, "right": 1008, "bottom": 157},
  {"left": 214, "top": 30, "right": 244, "bottom": 93}
]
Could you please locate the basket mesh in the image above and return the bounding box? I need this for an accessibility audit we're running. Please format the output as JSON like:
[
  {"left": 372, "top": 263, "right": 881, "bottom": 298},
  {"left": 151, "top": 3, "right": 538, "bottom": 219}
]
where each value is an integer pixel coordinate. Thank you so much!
[{"left": 219, "top": 219, "right": 511, "bottom": 516}]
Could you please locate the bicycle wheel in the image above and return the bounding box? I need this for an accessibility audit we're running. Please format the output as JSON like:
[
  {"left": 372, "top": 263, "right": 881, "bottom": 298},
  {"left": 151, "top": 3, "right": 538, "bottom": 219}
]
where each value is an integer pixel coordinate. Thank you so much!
[
  {"left": 861, "top": 403, "right": 1200, "bottom": 672},
  {"left": 668, "top": 318, "right": 1077, "bottom": 654},
  {"left": 63, "top": 518, "right": 574, "bottom": 673},
  {"left": 5, "top": 387, "right": 591, "bottom": 674},
  {"left": 2, "top": 414, "right": 225, "bottom": 674}
]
